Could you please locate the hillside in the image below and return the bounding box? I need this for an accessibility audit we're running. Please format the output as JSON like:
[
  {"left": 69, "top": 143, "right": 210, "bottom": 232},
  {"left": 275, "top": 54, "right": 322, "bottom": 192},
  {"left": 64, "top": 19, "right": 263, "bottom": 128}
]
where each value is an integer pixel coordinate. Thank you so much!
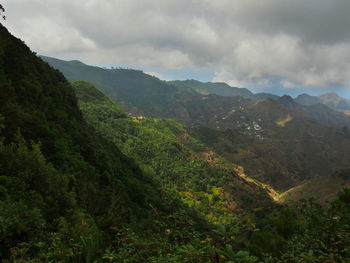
[
  {"left": 0, "top": 24, "right": 211, "bottom": 261},
  {"left": 278, "top": 95, "right": 350, "bottom": 127},
  {"left": 169, "top": 79, "right": 255, "bottom": 99},
  {"left": 73, "top": 80, "right": 273, "bottom": 219},
  {"left": 170, "top": 80, "right": 350, "bottom": 127},
  {"left": 278, "top": 168, "right": 350, "bottom": 206},
  {"left": 295, "top": 92, "right": 350, "bottom": 111},
  {"left": 42, "top": 56, "right": 350, "bottom": 191},
  {"left": 169, "top": 79, "right": 279, "bottom": 102},
  {"left": 42, "top": 56, "right": 350, "bottom": 127},
  {"left": 189, "top": 98, "right": 350, "bottom": 190},
  {"left": 2, "top": 22, "right": 350, "bottom": 262},
  {"left": 41, "top": 56, "right": 198, "bottom": 120}
]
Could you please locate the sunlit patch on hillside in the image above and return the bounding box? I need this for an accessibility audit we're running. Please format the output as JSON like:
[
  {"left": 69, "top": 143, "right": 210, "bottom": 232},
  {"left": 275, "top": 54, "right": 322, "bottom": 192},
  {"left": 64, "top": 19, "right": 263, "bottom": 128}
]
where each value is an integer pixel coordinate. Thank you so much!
[{"left": 276, "top": 114, "right": 293, "bottom": 127}]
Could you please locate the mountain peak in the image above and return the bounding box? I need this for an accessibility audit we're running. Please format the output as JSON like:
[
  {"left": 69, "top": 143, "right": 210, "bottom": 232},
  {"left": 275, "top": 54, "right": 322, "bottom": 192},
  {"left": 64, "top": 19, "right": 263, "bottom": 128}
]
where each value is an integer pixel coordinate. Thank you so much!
[
  {"left": 295, "top": 93, "right": 321, "bottom": 106},
  {"left": 68, "top": 59, "right": 86, "bottom": 66},
  {"left": 319, "top": 92, "right": 341, "bottom": 99},
  {"left": 278, "top": 95, "right": 295, "bottom": 106}
]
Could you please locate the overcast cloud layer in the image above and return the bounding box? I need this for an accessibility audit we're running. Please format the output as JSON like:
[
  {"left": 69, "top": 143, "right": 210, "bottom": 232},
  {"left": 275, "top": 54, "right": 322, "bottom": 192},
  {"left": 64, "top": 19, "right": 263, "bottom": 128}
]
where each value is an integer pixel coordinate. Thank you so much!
[{"left": 3, "top": 0, "right": 350, "bottom": 95}]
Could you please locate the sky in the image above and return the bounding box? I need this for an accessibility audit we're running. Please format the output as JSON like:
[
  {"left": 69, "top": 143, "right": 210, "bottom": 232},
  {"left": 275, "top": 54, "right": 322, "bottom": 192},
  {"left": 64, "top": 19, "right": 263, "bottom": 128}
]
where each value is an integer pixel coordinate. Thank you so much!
[{"left": 2, "top": 0, "right": 350, "bottom": 98}]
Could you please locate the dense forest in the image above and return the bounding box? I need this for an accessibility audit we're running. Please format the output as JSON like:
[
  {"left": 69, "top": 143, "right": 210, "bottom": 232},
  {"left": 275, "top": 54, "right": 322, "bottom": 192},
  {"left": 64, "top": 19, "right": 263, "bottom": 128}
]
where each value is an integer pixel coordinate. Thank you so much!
[{"left": 1, "top": 21, "right": 350, "bottom": 263}]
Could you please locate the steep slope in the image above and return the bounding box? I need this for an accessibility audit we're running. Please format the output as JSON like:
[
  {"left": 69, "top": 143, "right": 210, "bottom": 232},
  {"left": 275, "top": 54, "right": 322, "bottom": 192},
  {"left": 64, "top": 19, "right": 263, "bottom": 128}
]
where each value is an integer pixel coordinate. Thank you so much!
[
  {"left": 41, "top": 56, "right": 198, "bottom": 120},
  {"left": 0, "top": 24, "right": 206, "bottom": 261},
  {"left": 73, "top": 80, "right": 273, "bottom": 220},
  {"left": 277, "top": 95, "right": 350, "bottom": 127}
]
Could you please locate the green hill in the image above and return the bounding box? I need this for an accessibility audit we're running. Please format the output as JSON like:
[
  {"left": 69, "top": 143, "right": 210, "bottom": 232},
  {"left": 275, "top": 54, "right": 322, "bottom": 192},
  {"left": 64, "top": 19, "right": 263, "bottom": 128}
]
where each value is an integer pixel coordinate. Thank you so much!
[
  {"left": 0, "top": 24, "right": 210, "bottom": 261},
  {"left": 40, "top": 55, "right": 198, "bottom": 121},
  {"left": 72, "top": 80, "right": 273, "bottom": 220},
  {"left": 169, "top": 79, "right": 279, "bottom": 102},
  {"left": 2, "top": 23, "right": 350, "bottom": 263}
]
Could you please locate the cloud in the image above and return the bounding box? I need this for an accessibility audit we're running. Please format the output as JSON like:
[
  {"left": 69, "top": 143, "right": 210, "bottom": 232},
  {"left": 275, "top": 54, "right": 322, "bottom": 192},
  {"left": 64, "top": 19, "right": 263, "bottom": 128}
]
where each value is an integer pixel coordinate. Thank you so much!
[{"left": 3, "top": 0, "right": 350, "bottom": 92}]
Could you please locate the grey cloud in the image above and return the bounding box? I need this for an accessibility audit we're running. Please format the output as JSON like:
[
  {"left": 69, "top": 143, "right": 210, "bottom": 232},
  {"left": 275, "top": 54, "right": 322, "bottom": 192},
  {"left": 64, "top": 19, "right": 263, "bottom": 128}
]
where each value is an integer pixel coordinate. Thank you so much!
[{"left": 3, "top": 0, "right": 350, "bottom": 91}]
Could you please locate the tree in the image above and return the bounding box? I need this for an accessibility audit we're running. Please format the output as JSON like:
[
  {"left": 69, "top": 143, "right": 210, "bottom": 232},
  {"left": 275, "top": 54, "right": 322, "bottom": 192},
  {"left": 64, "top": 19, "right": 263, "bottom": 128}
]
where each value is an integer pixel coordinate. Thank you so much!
[{"left": 0, "top": 4, "right": 5, "bottom": 20}]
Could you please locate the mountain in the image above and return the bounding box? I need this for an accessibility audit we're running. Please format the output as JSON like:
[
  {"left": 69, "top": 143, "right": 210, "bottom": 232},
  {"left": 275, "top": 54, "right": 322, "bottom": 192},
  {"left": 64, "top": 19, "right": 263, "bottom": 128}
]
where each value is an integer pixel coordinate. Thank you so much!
[
  {"left": 3, "top": 24, "right": 350, "bottom": 262},
  {"left": 170, "top": 80, "right": 350, "bottom": 127},
  {"left": 42, "top": 56, "right": 350, "bottom": 191},
  {"left": 278, "top": 168, "right": 350, "bottom": 206},
  {"left": 40, "top": 56, "right": 198, "bottom": 120},
  {"left": 42, "top": 56, "right": 350, "bottom": 128},
  {"left": 0, "top": 24, "right": 211, "bottom": 261},
  {"left": 169, "top": 79, "right": 279, "bottom": 101},
  {"left": 278, "top": 95, "right": 350, "bottom": 127},
  {"left": 294, "top": 93, "right": 322, "bottom": 106},
  {"left": 169, "top": 79, "right": 254, "bottom": 98},
  {"left": 73, "top": 80, "right": 273, "bottom": 218},
  {"left": 189, "top": 98, "right": 350, "bottom": 190},
  {"left": 295, "top": 92, "right": 350, "bottom": 111},
  {"left": 318, "top": 92, "right": 350, "bottom": 110}
]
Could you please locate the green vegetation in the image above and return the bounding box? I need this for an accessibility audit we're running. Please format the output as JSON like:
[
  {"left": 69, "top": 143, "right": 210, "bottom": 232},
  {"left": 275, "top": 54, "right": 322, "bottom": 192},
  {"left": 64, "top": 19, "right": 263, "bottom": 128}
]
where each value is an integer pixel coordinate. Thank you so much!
[
  {"left": 73, "top": 80, "right": 272, "bottom": 224},
  {"left": 1, "top": 23, "right": 350, "bottom": 262},
  {"left": 40, "top": 55, "right": 198, "bottom": 121},
  {"left": 73, "top": 80, "right": 350, "bottom": 262},
  {"left": 43, "top": 56, "right": 350, "bottom": 191},
  {"left": 0, "top": 24, "right": 207, "bottom": 261}
]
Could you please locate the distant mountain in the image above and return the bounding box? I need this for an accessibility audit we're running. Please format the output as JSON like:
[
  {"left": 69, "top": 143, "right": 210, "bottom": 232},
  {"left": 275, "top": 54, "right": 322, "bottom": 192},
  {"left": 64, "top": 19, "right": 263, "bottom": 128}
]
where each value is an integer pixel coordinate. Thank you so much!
[
  {"left": 294, "top": 93, "right": 321, "bottom": 106},
  {"left": 41, "top": 56, "right": 198, "bottom": 120},
  {"left": 169, "top": 79, "right": 254, "bottom": 98},
  {"left": 170, "top": 80, "right": 350, "bottom": 126},
  {"left": 170, "top": 80, "right": 350, "bottom": 127},
  {"left": 169, "top": 79, "right": 279, "bottom": 102},
  {"left": 189, "top": 97, "right": 350, "bottom": 190},
  {"left": 295, "top": 92, "right": 350, "bottom": 111},
  {"left": 318, "top": 92, "right": 350, "bottom": 110},
  {"left": 278, "top": 168, "right": 350, "bottom": 206},
  {"left": 278, "top": 95, "right": 350, "bottom": 127},
  {"left": 42, "top": 56, "right": 350, "bottom": 127}
]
